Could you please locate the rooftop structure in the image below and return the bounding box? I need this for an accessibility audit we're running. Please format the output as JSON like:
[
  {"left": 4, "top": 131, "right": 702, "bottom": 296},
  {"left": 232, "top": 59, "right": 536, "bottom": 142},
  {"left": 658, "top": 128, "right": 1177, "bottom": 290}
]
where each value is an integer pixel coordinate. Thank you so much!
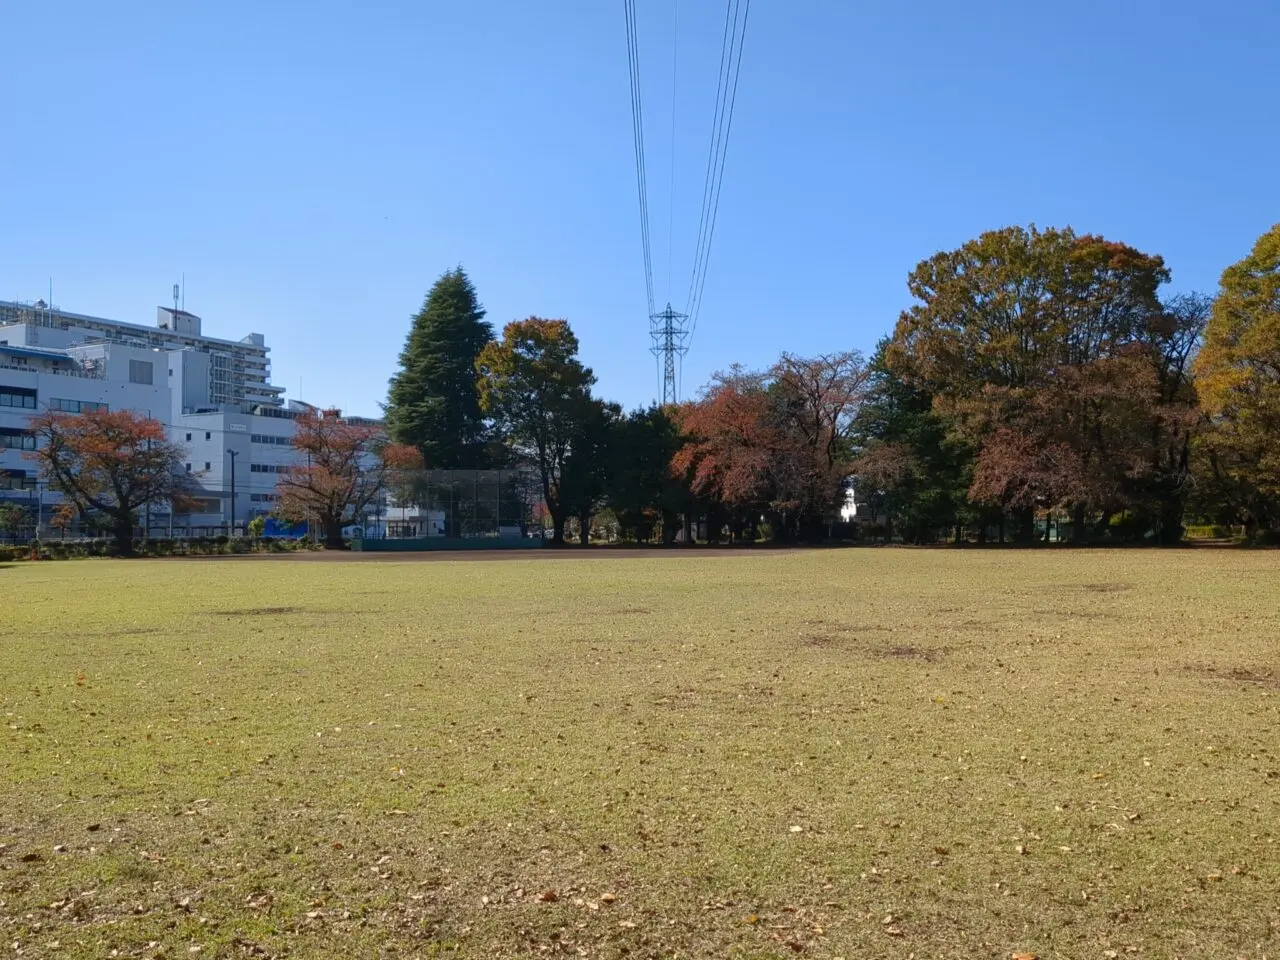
[{"left": 0, "top": 299, "right": 284, "bottom": 411}]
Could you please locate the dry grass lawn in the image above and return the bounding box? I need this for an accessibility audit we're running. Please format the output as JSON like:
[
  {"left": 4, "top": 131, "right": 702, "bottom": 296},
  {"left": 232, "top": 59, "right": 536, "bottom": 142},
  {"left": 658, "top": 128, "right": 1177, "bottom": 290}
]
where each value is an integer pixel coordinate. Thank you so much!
[{"left": 1, "top": 549, "right": 1278, "bottom": 959}]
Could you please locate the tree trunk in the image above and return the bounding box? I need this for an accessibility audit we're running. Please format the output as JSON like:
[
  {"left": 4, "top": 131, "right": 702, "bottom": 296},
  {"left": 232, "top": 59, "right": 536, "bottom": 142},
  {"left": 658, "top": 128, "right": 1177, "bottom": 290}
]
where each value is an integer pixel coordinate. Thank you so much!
[
  {"left": 324, "top": 517, "right": 346, "bottom": 550},
  {"left": 660, "top": 509, "right": 678, "bottom": 545},
  {"left": 1013, "top": 507, "right": 1035, "bottom": 543},
  {"left": 1071, "top": 503, "right": 1088, "bottom": 544},
  {"left": 706, "top": 506, "right": 722, "bottom": 545},
  {"left": 112, "top": 513, "right": 135, "bottom": 557},
  {"left": 578, "top": 510, "right": 591, "bottom": 546},
  {"left": 1157, "top": 500, "right": 1184, "bottom": 545}
]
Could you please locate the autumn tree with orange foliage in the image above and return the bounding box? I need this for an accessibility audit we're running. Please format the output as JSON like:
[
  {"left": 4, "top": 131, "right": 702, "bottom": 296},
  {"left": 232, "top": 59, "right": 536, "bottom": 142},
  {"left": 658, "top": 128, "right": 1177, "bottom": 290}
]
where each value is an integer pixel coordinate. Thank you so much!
[
  {"left": 673, "top": 353, "right": 868, "bottom": 541},
  {"left": 1193, "top": 224, "right": 1280, "bottom": 534},
  {"left": 275, "top": 408, "right": 422, "bottom": 549},
  {"left": 888, "top": 225, "right": 1201, "bottom": 542},
  {"left": 29, "top": 408, "right": 197, "bottom": 555},
  {"left": 50, "top": 502, "right": 79, "bottom": 539},
  {"left": 476, "top": 318, "right": 598, "bottom": 544}
]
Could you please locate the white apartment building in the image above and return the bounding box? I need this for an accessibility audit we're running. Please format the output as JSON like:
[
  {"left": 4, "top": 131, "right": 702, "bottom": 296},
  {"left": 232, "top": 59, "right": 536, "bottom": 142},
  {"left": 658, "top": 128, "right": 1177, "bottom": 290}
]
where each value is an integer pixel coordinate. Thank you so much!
[{"left": 0, "top": 298, "right": 344, "bottom": 535}]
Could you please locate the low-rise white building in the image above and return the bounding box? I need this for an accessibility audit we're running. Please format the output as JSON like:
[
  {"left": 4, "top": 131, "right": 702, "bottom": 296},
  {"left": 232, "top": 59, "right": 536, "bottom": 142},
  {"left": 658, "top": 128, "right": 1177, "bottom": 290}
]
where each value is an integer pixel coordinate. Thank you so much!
[{"left": 0, "top": 298, "right": 342, "bottom": 535}]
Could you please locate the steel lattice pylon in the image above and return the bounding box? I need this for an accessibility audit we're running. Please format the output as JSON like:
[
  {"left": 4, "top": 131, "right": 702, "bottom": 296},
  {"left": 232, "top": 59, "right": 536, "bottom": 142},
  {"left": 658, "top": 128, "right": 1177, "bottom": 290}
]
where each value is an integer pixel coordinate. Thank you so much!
[{"left": 649, "top": 302, "right": 689, "bottom": 405}]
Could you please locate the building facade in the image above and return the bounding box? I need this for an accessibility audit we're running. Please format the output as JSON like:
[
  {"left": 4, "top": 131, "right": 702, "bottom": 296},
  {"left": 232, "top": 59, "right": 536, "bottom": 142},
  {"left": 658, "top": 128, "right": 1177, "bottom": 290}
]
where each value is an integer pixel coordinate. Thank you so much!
[{"left": 0, "top": 298, "right": 322, "bottom": 535}]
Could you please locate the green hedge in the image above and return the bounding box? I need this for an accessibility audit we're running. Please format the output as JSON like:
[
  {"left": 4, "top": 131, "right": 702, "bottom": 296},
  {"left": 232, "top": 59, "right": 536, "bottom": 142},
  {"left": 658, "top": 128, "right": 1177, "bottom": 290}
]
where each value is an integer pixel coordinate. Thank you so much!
[{"left": 0, "top": 537, "right": 322, "bottom": 562}]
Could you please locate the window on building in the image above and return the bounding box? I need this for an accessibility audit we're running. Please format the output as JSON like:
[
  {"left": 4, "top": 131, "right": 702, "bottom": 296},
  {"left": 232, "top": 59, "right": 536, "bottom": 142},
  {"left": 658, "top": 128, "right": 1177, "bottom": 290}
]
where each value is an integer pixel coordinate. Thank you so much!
[
  {"left": 128, "top": 359, "right": 154, "bottom": 385},
  {"left": 48, "top": 398, "right": 107, "bottom": 414},
  {"left": 0, "top": 470, "right": 37, "bottom": 491},
  {"left": 204, "top": 462, "right": 211, "bottom": 471},
  {"left": 0, "top": 471, "right": 36, "bottom": 491},
  {"left": 0, "top": 387, "right": 37, "bottom": 409},
  {"left": 205, "top": 431, "right": 212, "bottom": 440},
  {"left": 185, "top": 432, "right": 192, "bottom": 442},
  {"left": 0, "top": 428, "right": 36, "bottom": 451},
  {"left": 185, "top": 463, "right": 192, "bottom": 473}
]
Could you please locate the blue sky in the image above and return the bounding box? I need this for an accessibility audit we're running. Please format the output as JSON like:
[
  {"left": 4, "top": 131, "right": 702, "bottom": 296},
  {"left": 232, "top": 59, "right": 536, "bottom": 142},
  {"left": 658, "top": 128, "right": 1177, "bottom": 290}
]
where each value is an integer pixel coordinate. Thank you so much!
[{"left": 3, "top": 1, "right": 1278, "bottom": 417}]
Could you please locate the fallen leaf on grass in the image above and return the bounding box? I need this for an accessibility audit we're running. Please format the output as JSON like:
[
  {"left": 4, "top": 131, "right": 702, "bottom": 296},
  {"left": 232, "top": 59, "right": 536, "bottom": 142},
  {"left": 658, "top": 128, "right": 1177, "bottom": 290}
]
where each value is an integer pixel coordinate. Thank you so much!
[
  {"left": 1012, "top": 953, "right": 1039, "bottom": 960},
  {"left": 618, "top": 920, "right": 637, "bottom": 929},
  {"left": 600, "top": 892, "right": 617, "bottom": 904},
  {"left": 537, "top": 890, "right": 558, "bottom": 903},
  {"left": 884, "top": 925, "right": 904, "bottom": 937}
]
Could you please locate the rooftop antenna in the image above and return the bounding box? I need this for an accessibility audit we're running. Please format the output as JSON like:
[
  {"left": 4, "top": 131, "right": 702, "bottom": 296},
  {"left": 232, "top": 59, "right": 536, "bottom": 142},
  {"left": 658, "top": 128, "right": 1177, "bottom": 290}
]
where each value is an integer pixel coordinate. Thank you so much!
[
  {"left": 173, "top": 283, "right": 180, "bottom": 312},
  {"left": 181, "top": 272, "right": 185, "bottom": 311}
]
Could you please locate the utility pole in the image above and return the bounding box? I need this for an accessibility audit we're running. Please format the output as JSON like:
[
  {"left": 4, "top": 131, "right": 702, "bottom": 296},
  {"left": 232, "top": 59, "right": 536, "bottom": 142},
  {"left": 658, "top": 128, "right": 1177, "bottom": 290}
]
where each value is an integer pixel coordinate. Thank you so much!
[
  {"left": 226, "top": 448, "right": 239, "bottom": 537},
  {"left": 144, "top": 410, "right": 152, "bottom": 543}
]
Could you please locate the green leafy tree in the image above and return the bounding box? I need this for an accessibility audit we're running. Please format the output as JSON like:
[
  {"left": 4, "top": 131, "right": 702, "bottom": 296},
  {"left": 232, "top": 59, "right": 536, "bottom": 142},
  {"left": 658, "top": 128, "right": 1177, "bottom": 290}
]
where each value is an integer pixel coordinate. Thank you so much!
[
  {"left": 850, "top": 340, "right": 976, "bottom": 543},
  {"left": 0, "top": 501, "right": 29, "bottom": 541},
  {"left": 476, "top": 318, "right": 597, "bottom": 545},
  {"left": 1194, "top": 224, "right": 1280, "bottom": 534},
  {"left": 888, "top": 225, "right": 1176, "bottom": 541},
  {"left": 385, "top": 267, "right": 495, "bottom": 468},
  {"left": 559, "top": 399, "right": 622, "bottom": 545},
  {"left": 606, "top": 406, "right": 688, "bottom": 542}
]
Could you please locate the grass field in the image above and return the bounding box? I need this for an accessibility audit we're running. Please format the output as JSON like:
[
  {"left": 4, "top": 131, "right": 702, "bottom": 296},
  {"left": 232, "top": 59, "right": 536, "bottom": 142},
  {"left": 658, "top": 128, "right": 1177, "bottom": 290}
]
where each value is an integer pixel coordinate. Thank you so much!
[{"left": 2, "top": 550, "right": 1278, "bottom": 959}]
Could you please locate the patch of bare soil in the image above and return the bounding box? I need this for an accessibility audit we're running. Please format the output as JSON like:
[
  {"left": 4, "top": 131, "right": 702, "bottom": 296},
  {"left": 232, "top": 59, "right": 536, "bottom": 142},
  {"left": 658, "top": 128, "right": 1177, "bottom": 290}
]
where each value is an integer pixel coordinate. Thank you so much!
[
  {"left": 1192, "top": 665, "right": 1280, "bottom": 688},
  {"left": 216, "top": 606, "right": 303, "bottom": 617}
]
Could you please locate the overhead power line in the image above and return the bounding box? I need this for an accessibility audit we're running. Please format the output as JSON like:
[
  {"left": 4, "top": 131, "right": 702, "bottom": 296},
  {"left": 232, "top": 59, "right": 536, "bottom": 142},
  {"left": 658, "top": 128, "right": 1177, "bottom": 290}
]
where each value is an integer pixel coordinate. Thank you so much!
[
  {"left": 624, "top": 0, "right": 656, "bottom": 318},
  {"left": 623, "top": 0, "right": 750, "bottom": 402},
  {"left": 667, "top": 0, "right": 679, "bottom": 295},
  {"left": 685, "top": 0, "right": 751, "bottom": 348}
]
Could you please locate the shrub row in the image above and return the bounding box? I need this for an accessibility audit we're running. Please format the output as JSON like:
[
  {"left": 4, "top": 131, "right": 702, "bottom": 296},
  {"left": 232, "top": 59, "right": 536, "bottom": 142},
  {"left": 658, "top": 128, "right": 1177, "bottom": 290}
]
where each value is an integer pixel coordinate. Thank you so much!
[{"left": 0, "top": 537, "right": 322, "bottom": 562}]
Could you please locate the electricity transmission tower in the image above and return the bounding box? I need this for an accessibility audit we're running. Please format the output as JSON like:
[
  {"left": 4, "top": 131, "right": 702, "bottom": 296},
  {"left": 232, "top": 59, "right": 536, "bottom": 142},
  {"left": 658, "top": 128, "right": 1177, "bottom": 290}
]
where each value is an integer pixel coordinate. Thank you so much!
[
  {"left": 624, "top": 0, "right": 750, "bottom": 405},
  {"left": 649, "top": 302, "right": 689, "bottom": 405}
]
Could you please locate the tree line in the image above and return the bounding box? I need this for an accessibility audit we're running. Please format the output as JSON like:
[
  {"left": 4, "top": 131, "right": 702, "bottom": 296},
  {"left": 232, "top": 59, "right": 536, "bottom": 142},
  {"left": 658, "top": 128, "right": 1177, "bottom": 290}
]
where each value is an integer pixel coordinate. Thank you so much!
[
  {"left": 23, "top": 221, "right": 1280, "bottom": 552},
  {"left": 386, "top": 223, "right": 1280, "bottom": 546}
]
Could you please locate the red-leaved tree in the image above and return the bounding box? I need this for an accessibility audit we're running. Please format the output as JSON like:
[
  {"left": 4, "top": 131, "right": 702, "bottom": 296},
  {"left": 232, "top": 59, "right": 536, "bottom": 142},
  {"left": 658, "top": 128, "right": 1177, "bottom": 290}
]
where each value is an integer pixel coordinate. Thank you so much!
[
  {"left": 30, "top": 409, "right": 197, "bottom": 555},
  {"left": 275, "top": 408, "right": 422, "bottom": 549}
]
